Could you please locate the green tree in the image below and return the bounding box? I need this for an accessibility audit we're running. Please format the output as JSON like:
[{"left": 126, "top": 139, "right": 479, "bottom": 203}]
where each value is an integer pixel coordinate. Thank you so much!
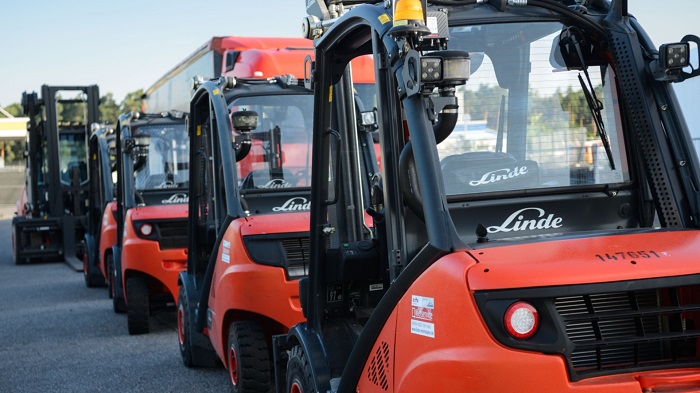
[
  {"left": 1, "top": 102, "right": 26, "bottom": 165},
  {"left": 120, "top": 89, "right": 144, "bottom": 113},
  {"left": 3, "top": 103, "right": 22, "bottom": 117},
  {"left": 100, "top": 93, "right": 121, "bottom": 124}
]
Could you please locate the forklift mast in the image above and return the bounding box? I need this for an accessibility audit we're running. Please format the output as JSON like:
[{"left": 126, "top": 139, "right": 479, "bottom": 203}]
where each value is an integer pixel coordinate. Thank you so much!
[{"left": 14, "top": 85, "right": 100, "bottom": 268}]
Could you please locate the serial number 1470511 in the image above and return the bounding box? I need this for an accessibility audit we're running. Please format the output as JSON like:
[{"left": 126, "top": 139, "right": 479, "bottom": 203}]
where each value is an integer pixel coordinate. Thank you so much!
[{"left": 595, "top": 251, "right": 662, "bottom": 261}]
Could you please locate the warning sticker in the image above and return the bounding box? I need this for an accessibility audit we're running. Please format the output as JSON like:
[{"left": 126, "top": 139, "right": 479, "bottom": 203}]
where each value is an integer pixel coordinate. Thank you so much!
[
  {"left": 410, "top": 295, "right": 435, "bottom": 338},
  {"left": 412, "top": 295, "right": 434, "bottom": 309},
  {"left": 411, "top": 319, "right": 435, "bottom": 338},
  {"left": 221, "top": 240, "right": 231, "bottom": 264}
]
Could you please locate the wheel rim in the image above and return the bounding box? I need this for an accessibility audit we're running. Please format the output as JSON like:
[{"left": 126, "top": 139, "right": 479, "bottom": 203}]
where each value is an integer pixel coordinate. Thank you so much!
[
  {"left": 228, "top": 346, "right": 238, "bottom": 386},
  {"left": 177, "top": 305, "right": 186, "bottom": 346},
  {"left": 290, "top": 381, "right": 302, "bottom": 393}
]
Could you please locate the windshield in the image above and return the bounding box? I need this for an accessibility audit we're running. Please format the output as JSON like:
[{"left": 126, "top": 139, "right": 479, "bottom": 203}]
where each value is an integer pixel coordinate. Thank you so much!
[
  {"left": 133, "top": 123, "right": 189, "bottom": 191},
  {"left": 439, "top": 21, "right": 629, "bottom": 196},
  {"left": 59, "top": 131, "right": 88, "bottom": 186},
  {"left": 231, "top": 94, "right": 313, "bottom": 191}
]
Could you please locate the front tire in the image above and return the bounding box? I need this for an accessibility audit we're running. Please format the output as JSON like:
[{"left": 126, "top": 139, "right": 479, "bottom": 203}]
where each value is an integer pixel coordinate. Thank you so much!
[
  {"left": 110, "top": 256, "right": 127, "bottom": 314},
  {"left": 227, "top": 321, "right": 270, "bottom": 393},
  {"left": 177, "top": 286, "right": 194, "bottom": 367},
  {"left": 126, "top": 277, "right": 150, "bottom": 335},
  {"left": 83, "top": 252, "right": 105, "bottom": 288},
  {"left": 287, "top": 345, "right": 315, "bottom": 393}
]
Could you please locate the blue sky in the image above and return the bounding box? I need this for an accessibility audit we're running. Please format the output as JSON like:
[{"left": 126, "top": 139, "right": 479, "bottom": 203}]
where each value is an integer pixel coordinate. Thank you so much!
[{"left": 1, "top": 1, "right": 698, "bottom": 107}]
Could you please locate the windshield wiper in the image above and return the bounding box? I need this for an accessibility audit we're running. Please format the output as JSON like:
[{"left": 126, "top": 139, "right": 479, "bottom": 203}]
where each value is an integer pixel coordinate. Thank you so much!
[
  {"left": 562, "top": 27, "right": 616, "bottom": 170},
  {"left": 578, "top": 74, "right": 615, "bottom": 170}
]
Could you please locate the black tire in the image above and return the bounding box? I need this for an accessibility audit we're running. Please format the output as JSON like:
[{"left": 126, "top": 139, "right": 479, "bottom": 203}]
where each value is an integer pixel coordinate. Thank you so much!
[
  {"left": 106, "top": 254, "right": 114, "bottom": 299},
  {"left": 110, "top": 256, "right": 127, "bottom": 314},
  {"left": 287, "top": 345, "right": 315, "bottom": 393},
  {"left": 227, "top": 321, "right": 270, "bottom": 393},
  {"left": 177, "top": 286, "right": 194, "bottom": 367},
  {"left": 83, "top": 252, "right": 106, "bottom": 288},
  {"left": 12, "top": 228, "right": 26, "bottom": 265},
  {"left": 126, "top": 277, "right": 150, "bottom": 335},
  {"left": 13, "top": 249, "right": 25, "bottom": 265}
]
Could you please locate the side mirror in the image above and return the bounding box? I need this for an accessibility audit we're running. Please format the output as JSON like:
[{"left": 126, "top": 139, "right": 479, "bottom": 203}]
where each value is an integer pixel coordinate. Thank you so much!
[
  {"left": 231, "top": 111, "right": 257, "bottom": 162},
  {"left": 124, "top": 134, "right": 150, "bottom": 171}
]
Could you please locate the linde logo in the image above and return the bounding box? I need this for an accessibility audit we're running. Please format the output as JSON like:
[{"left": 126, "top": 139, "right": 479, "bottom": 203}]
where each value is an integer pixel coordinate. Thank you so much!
[
  {"left": 487, "top": 207, "right": 563, "bottom": 233},
  {"left": 469, "top": 166, "right": 529, "bottom": 186},
  {"left": 272, "top": 197, "right": 311, "bottom": 212},
  {"left": 156, "top": 181, "right": 178, "bottom": 189},
  {"left": 412, "top": 307, "right": 433, "bottom": 321},
  {"left": 161, "top": 193, "right": 189, "bottom": 204},
  {"left": 260, "top": 179, "right": 291, "bottom": 189}
]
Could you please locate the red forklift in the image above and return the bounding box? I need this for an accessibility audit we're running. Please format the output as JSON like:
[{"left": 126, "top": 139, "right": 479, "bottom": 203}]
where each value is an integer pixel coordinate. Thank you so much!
[
  {"left": 83, "top": 123, "right": 117, "bottom": 287},
  {"left": 270, "top": 0, "right": 700, "bottom": 392},
  {"left": 13, "top": 85, "right": 100, "bottom": 270},
  {"left": 112, "top": 111, "right": 189, "bottom": 335},
  {"left": 178, "top": 74, "right": 378, "bottom": 392}
]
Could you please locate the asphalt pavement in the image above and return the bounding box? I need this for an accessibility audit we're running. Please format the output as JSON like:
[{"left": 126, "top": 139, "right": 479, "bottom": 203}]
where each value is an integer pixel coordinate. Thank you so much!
[{"left": 0, "top": 218, "right": 231, "bottom": 392}]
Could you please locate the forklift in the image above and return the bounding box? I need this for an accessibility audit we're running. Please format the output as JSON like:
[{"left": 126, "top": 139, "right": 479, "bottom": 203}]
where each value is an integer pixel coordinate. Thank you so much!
[
  {"left": 270, "top": 0, "right": 700, "bottom": 392},
  {"left": 12, "top": 85, "right": 100, "bottom": 270},
  {"left": 111, "top": 111, "right": 189, "bottom": 335},
  {"left": 179, "top": 74, "right": 377, "bottom": 392}
]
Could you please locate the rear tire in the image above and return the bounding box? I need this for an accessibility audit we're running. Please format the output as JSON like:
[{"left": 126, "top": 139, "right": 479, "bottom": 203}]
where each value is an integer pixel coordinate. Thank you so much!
[
  {"left": 287, "top": 345, "right": 315, "bottom": 393},
  {"left": 177, "top": 286, "right": 194, "bottom": 367},
  {"left": 126, "top": 277, "right": 150, "bottom": 335},
  {"left": 227, "top": 321, "right": 270, "bottom": 393}
]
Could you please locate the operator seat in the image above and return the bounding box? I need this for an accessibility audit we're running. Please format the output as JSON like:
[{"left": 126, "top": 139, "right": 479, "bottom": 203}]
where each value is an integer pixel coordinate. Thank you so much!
[{"left": 440, "top": 151, "right": 540, "bottom": 194}]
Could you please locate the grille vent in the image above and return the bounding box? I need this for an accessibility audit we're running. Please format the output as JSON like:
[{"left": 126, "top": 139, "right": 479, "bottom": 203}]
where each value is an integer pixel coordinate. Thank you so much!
[
  {"left": 609, "top": 32, "right": 681, "bottom": 227},
  {"left": 367, "top": 341, "right": 390, "bottom": 391},
  {"left": 554, "top": 286, "right": 700, "bottom": 379},
  {"left": 157, "top": 220, "right": 188, "bottom": 249},
  {"left": 281, "top": 237, "right": 310, "bottom": 278}
]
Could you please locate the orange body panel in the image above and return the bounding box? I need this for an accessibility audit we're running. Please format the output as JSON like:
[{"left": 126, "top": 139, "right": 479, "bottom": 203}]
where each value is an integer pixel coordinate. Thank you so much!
[
  {"left": 349, "top": 55, "right": 376, "bottom": 84},
  {"left": 210, "top": 36, "right": 312, "bottom": 52},
  {"left": 355, "top": 231, "right": 700, "bottom": 392},
  {"left": 467, "top": 230, "right": 700, "bottom": 291},
  {"left": 121, "top": 204, "right": 188, "bottom": 304},
  {"left": 207, "top": 212, "right": 310, "bottom": 365},
  {"left": 98, "top": 201, "right": 118, "bottom": 280},
  {"left": 226, "top": 49, "right": 313, "bottom": 80}
]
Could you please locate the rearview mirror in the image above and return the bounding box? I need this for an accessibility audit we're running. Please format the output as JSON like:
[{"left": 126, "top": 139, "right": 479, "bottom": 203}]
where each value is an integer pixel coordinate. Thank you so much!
[{"left": 231, "top": 110, "right": 258, "bottom": 133}]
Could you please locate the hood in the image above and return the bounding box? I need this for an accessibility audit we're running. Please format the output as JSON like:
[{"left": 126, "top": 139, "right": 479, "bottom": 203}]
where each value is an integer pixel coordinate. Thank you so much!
[{"left": 467, "top": 229, "right": 700, "bottom": 291}]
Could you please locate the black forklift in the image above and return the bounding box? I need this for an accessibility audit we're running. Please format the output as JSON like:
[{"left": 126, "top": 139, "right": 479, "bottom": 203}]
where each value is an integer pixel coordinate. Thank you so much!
[
  {"left": 83, "top": 123, "right": 117, "bottom": 287},
  {"left": 12, "top": 85, "right": 100, "bottom": 270}
]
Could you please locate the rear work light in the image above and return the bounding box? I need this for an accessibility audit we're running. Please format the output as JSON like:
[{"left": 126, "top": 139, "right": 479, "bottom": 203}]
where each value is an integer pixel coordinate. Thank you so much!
[
  {"left": 139, "top": 223, "right": 153, "bottom": 237},
  {"left": 504, "top": 301, "right": 539, "bottom": 339}
]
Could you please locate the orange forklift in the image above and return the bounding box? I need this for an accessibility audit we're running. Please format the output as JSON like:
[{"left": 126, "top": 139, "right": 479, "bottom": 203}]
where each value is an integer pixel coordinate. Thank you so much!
[
  {"left": 178, "top": 74, "right": 378, "bottom": 392},
  {"left": 83, "top": 123, "right": 117, "bottom": 287},
  {"left": 270, "top": 0, "right": 700, "bottom": 392},
  {"left": 112, "top": 111, "right": 189, "bottom": 335}
]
